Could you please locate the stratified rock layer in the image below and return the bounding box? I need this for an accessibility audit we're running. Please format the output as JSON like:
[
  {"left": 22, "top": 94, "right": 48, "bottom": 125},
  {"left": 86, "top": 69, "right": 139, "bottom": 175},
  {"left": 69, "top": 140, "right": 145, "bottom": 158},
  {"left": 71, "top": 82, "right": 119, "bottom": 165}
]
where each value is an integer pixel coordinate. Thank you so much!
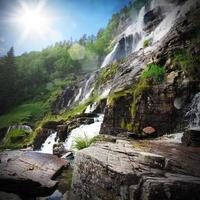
[
  {"left": 71, "top": 139, "right": 200, "bottom": 200},
  {"left": 0, "top": 150, "right": 68, "bottom": 196}
]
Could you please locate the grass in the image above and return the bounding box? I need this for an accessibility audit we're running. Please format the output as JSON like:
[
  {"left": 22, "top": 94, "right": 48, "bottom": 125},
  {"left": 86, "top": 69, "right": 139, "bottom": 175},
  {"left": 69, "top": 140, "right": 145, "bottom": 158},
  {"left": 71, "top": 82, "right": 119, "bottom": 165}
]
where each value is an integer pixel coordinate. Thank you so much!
[
  {"left": 0, "top": 102, "right": 48, "bottom": 129},
  {"left": 143, "top": 39, "right": 152, "bottom": 48},
  {"left": 0, "top": 76, "right": 80, "bottom": 130},
  {"left": 141, "top": 63, "right": 165, "bottom": 84},
  {"left": 94, "top": 63, "right": 118, "bottom": 89},
  {"left": 73, "top": 134, "right": 115, "bottom": 150},
  {"left": 73, "top": 135, "right": 94, "bottom": 150},
  {"left": 0, "top": 129, "right": 35, "bottom": 149}
]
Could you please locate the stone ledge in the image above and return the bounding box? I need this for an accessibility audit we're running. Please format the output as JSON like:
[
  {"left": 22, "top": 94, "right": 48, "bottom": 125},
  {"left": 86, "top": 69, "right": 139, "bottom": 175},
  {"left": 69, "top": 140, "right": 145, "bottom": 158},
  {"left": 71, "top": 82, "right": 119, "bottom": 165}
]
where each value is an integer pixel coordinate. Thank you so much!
[{"left": 71, "top": 140, "right": 200, "bottom": 200}]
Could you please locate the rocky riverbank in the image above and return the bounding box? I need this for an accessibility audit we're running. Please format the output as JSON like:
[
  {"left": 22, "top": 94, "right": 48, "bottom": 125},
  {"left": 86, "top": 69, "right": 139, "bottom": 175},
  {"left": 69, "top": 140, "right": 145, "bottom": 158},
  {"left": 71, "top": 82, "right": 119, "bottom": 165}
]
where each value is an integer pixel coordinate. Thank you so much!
[{"left": 71, "top": 135, "right": 200, "bottom": 200}]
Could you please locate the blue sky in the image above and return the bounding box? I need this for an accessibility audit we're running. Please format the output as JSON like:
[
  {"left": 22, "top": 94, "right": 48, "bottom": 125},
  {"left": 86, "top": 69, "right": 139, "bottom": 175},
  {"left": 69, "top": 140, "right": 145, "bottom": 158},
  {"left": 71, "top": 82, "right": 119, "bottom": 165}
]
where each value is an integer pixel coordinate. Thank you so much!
[{"left": 0, "top": 0, "right": 130, "bottom": 55}]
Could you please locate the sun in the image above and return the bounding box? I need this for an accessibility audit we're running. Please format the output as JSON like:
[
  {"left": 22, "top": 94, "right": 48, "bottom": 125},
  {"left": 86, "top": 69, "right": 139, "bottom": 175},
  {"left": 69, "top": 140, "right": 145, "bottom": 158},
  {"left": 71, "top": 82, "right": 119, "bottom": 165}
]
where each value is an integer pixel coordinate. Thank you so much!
[{"left": 14, "top": 1, "right": 53, "bottom": 39}]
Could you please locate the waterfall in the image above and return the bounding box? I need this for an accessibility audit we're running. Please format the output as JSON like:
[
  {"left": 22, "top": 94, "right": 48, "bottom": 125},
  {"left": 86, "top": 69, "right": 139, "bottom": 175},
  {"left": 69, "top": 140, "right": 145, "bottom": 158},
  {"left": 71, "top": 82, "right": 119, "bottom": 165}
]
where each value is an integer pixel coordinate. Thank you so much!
[
  {"left": 64, "top": 114, "right": 104, "bottom": 151},
  {"left": 74, "top": 87, "right": 82, "bottom": 102},
  {"left": 186, "top": 92, "right": 200, "bottom": 128},
  {"left": 85, "top": 102, "right": 97, "bottom": 113},
  {"left": 101, "top": 6, "right": 146, "bottom": 68},
  {"left": 39, "top": 132, "right": 58, "bottom": 154},
  {"left": 101, "top": 0, "right": 198, "bottom": 69}
]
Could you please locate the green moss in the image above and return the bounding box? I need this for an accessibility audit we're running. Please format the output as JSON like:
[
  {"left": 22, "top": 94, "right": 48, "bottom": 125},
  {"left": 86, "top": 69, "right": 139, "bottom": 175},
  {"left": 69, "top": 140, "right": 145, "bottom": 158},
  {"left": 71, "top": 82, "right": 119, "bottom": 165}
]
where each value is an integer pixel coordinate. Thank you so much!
[
  {"left": 108, "top": 89, "right": 130, "bottom": 106},
  {"left": 173, "top": 51, "right": 200, "bottom": 78},
  {"left": 120, "top": 118, "right": 126, "bottom": 129},
  {"left": 126, "top": 123, "right": 133, "bottom": 131},
  {"left": 0, "top": 129, "right": 35, "bottom": 149},
  {"left": 141, "top": 63, "right": 165, "bottom": 84},
  {"left": 131, "top": 79, "right": 150, "bottom": 117},
  {"left": 143, "top": 39, "right": 152, "bottom": 48},
  {"left": 94, "top": 63, "right": 118, "bottom": 89}
]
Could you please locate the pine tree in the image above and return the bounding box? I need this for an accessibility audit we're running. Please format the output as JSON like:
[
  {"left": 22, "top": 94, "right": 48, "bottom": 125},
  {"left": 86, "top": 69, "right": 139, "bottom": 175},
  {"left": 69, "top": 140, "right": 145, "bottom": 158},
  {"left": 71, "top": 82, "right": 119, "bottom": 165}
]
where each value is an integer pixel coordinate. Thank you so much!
[{"left": 0, "top": 47, "right": 18, "bottom": 114}]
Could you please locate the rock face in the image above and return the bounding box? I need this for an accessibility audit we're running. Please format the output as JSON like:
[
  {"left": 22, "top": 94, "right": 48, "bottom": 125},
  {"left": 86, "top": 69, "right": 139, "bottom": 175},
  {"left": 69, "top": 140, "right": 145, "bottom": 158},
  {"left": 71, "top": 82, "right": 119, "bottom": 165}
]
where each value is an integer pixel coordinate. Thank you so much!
[
  {"left": 100, "top": 3, "right": 200, "bottom": 136},
  {"left": 0, "top": 150, "right": 68, "bottom": 197},
  {"left": 57, "top": 113, "right": 98, "bottom": 141},
  {"left": 71, "top": 139, "right": 200, "bottom": 200},
  {"left": 182, "top": 128, "right": 200, "bottom": 147},
  {"left": 143, "top": 7, "right": 164, "bottom": 33}
]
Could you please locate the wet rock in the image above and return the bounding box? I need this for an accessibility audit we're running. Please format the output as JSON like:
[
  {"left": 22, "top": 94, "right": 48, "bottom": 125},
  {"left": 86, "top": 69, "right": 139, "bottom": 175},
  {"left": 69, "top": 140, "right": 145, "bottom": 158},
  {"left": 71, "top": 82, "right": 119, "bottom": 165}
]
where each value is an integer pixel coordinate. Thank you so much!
[
  {"left": 57, "top": 113, "right": 98, "bottom": 141},
  {"left": 33, "top": 128, "right": 53, "bottom": 150},
  {"left": 0, "top": 150, "right": 69, "bottom": 197},
  {"left": 182, "top": 128, "right": 200, "bottom": 147},
  {"left": 52, "top": 85, "right": 77, "bottom": 114},
  {"left": 53, "top": 142, "right": 66, "bottom": 157},
  {"left": 42, "top": 121, "right": 63, "bottom": 130},
  {"left": 143, "top": 7, "right": 164, "bottom": 33}
]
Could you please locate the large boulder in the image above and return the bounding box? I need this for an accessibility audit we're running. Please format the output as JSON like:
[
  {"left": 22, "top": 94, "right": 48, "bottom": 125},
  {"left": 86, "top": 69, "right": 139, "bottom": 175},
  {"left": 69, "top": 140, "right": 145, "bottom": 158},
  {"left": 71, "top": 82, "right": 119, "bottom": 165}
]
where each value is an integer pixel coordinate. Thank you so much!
[
  {"left": 0, "top": 151, "right": 69, "bottom": 197},
  {"left": 71, "top": 140, "right": 200, "bottom": 200}
]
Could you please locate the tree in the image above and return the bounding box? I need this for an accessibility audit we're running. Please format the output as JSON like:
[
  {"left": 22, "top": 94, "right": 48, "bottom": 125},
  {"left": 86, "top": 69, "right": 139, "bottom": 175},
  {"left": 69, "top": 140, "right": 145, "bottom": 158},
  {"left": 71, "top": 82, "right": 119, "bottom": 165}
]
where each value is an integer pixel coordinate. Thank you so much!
[{"left": 0, "top": 47, "right": 18, "bottom": 114}]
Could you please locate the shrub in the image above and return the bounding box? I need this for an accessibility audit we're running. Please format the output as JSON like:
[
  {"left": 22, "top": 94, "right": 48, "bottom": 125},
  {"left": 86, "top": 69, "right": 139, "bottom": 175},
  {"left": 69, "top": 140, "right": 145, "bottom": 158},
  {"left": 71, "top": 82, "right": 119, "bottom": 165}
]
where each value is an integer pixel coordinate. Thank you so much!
[
  {"left": 74, "top": 135, "right": 94, "bottom": 150},
  {"left": 141, "top": 63, "right": 165, "bottom": 84},
  {"left": 143, "top": 39, "right": 152, "bottom": 48},
  {"left": 173, "top": 51, "right": 200, "bottom": 78}
]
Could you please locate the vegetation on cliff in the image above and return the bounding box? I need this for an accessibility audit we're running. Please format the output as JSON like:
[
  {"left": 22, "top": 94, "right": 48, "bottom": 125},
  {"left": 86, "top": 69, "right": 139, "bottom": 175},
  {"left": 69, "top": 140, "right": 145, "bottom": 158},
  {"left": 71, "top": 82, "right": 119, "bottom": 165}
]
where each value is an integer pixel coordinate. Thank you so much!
[{"left": 0, "top": 129, "right": 35, "bottom": 149}]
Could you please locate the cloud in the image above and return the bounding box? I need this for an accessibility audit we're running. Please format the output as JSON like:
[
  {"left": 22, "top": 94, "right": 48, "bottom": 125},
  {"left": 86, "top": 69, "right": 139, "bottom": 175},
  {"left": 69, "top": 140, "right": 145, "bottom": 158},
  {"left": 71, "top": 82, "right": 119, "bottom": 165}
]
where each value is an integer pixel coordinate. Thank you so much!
[{"left": 0, "top": 37, "right": 5, "bottom": 43}]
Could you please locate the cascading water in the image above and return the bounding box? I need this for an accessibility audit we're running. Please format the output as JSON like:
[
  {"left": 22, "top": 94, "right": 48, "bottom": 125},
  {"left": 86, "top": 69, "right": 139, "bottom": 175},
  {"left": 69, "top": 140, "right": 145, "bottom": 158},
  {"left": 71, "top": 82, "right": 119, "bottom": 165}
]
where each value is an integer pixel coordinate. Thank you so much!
[
  {"left": 186, "top": 92, "right": 200, "bottom": 128},
  {"left": 101, "top": 6, "right": 146, "bottom": 68},
  {"left": 101, "top": 0, "right": 198, "bottom": 69},
  {"left": 39, "top": 132, "right": 58, "bottom": 154},
  {"left": 74, "top": 87, "right": 82, "bottom": 102},
  {"left": 64, "top": 114, "right": 104, "bottom": 151}
]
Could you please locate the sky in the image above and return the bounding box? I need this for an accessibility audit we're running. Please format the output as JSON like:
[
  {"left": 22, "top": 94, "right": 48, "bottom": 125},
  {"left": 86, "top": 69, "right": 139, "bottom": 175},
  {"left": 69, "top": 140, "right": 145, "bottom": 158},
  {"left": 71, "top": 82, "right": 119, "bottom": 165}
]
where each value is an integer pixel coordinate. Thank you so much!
[{"left": 0, "top": 0, "right": 130, "bottom": 56}]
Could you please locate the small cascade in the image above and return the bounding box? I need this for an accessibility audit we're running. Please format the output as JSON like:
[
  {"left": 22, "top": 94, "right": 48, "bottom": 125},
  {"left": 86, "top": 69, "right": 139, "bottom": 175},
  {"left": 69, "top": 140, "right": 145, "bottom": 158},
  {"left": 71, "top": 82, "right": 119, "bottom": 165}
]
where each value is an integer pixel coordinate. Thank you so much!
[
  {"left": 80, "top": 74, "right": 96, "bottom": 102},
  {"left": 64, "top": 114, "right": 104, "bottom": 151},
  {"left": 186, "top": 92, "right": 200, "bottom": 128},
  {"left": 39, "top": 132, "right": 58, "bottom": 154},
  {"left": 74, "top": 87, "right": 82, "bottom": 102},
  {"left": 85, "top": 102, "right": 97, "bottom": 113}
]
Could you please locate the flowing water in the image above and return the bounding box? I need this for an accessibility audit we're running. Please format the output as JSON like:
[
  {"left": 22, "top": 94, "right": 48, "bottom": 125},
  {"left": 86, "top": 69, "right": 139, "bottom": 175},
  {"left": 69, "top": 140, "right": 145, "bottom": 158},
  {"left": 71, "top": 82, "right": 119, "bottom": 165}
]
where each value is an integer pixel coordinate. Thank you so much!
[
  {"left": 186, "top": 92, "right": 200, "bottom": 128},
  {"left": 101, "top": 0, "right": 198, "bottom": 68},
  {"left": 64, "top": 114, "right": 104, "bottom": 151},
  {"left": 39, "top": 132, "right": 58, "bottom": 154}
]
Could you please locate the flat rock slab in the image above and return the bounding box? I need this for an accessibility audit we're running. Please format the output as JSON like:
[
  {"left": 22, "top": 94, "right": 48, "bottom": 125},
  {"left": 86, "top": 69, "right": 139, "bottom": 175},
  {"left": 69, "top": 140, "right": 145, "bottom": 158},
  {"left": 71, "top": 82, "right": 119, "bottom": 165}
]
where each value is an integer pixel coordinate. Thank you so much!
[
  {"left": 71, "top": 139, "right": 200, "bottom": 200},
  {"left": 0, "top": 150, "right": 69, "bottom": 196}
]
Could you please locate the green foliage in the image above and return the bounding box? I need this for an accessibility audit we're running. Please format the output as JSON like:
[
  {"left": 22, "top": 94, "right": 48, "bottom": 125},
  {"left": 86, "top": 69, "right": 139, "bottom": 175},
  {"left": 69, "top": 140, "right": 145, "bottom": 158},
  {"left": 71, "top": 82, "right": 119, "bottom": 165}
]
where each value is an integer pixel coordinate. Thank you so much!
[
  {"left": 143, "top": 39, "right": 152, "bottom": 48},
  {"left": 74, "top": 134, "right": 114, "bottom": 150},
  {"left": 126, "top": 123, "right": 133, "bottom": 131},
  {"left": 141, "top": 64, "right": 165, "bottom": 84},
  {"left": 0, "top": 102, "right": 48, "bottom": 129},
  {"left": 0, "top": 47, "right": 18, "bottom": 114},
  {"left": 74, "top": 135, "right": 94, "bottom": 150},
  {"left": 1, "top": 129, "right": 35, "bottom": 149},
  {"left": 173, "top": 51, "right": 200, "bottom": 78},
  {"left": 94, "top": 63, "right": 118, "bottom": 88},
  {"left": 120, "top": 118, "right": 126, "bottom": 129},
  {"left": 131, "top": 79, "right": 150, "bottom": 117}
]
